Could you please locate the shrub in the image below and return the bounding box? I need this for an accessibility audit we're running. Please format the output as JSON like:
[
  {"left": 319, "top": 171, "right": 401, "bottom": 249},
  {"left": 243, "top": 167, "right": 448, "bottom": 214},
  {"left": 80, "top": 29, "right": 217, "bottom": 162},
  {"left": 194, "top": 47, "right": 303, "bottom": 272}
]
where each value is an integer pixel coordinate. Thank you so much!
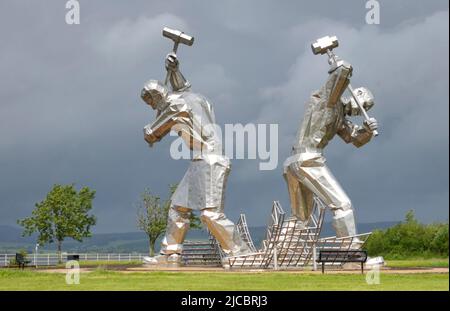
[{"left": 365, "top": 210, "right": 449, "bottom": 259}]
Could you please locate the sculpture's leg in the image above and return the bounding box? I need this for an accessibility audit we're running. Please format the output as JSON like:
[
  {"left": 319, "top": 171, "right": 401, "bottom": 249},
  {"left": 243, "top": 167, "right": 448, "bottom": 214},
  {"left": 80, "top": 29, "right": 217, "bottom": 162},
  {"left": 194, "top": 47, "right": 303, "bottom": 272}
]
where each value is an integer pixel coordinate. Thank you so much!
[
  {"left": 160, "top": 205, "right": 191, "bottom": 255},
  {"left": 186, "top": 157, "right": 251, "bottom": 257},
  {"left": 287, "top": 155, "right": 358, "bottom": 238},
  {"left": 284, "top": 168, "right": 315, "bottom": 223},
  {"left": 332, "top": 209, "right": 357, "bottom": 238},
  {"left": 200, "top": 208, "right": 251, "bottom": 256}
]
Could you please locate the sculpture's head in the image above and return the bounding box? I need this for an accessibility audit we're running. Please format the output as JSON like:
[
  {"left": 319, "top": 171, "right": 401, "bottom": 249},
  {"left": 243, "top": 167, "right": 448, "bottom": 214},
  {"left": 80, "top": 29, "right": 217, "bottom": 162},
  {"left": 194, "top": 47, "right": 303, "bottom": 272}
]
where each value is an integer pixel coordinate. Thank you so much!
[
  {"left": 343, "top": 87, "right": 374, "bottom": 116},
  {"left": 141, "top": 80, "right": 169, "bottom": 111}
]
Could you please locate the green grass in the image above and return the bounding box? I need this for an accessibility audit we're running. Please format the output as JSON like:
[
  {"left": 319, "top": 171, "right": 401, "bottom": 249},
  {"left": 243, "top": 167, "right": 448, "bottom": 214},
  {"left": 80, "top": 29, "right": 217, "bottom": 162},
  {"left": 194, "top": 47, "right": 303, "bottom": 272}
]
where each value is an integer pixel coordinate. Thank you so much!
[
  {"left": 0, "top": 269, "right": 447, "bottom": 291},
  {"left": 47, "top": 258, "right": 446, "bottom": 269},
  {"left": 386, "top": 258, "right": 449, "bottom": 268},
  {"left": 1, "top": 259, "right": 447, "bottom": 291}
]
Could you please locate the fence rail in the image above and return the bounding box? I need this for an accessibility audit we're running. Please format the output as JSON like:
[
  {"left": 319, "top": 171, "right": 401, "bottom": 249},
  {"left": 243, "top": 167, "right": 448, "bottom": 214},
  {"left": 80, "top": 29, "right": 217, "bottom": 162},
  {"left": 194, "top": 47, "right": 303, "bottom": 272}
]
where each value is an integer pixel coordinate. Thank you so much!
[{"left": 0, "top": 253, "right": 147, "bottom": 267}]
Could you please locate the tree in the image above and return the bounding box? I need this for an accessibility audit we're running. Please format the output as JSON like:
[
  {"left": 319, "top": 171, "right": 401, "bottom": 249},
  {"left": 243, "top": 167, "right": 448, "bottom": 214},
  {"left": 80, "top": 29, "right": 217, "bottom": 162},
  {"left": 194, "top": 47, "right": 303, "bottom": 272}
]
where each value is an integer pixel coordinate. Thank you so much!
[
  {"left": 137, "top": 184, "right": 202, "bottom": 256},
  {"left": 17, "top": 184, "right": 96, "bottom": 261}
]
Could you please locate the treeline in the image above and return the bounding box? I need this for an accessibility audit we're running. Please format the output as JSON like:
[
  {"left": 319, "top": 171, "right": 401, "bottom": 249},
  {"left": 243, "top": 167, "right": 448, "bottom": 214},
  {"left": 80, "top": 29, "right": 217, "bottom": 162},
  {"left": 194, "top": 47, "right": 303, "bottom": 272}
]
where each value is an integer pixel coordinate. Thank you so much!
[{"left": 365, "top": 210, "right": 449, "bottom": 259}]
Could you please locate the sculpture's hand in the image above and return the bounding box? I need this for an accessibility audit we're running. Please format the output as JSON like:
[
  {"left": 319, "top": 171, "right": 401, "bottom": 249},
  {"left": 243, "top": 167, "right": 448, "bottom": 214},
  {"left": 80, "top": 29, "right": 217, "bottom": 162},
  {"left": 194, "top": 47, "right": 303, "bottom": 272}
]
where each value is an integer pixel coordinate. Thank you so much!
[
  {"left": 328, "top": 54, "right": 341, "bottom": 65},
  {"left": 165, "top": 52, "right": 179, "bottom": 72},
  {"left": 329, "top": 57, "right": 353, "bottom": 76},
  {"left": 363, "top": 117, "right": 378, "bottom": 134},
  {"left": 143, "top": 125, "right": 158, "bottom": 147}
]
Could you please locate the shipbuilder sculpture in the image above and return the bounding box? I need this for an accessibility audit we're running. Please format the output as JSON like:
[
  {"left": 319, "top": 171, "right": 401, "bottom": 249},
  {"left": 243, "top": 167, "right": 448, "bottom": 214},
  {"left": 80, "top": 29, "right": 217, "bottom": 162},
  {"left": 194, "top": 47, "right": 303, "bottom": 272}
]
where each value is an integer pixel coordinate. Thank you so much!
[
  {"left": 283, "top": 36, "right": 379, "bottom": 246},
  {"left": 141, "top": 28, "right": 250, "bottom": 266}
]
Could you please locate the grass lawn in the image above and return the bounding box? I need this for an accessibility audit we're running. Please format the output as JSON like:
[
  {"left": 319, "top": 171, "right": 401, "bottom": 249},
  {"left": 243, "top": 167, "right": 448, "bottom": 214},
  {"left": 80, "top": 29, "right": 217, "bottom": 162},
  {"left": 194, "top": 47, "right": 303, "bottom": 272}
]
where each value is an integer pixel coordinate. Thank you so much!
[
  {"left": 0, "top": 269, "right": 447, "bottom": 291},
  {"left": 50, "top": 258, "right": 446, "bottom": 269},
  {"left": 386, "top": 258, "right": 449, "bottom": 268},
  {"left": 1, "top": 258, "right": 447, "bottom": 291}
]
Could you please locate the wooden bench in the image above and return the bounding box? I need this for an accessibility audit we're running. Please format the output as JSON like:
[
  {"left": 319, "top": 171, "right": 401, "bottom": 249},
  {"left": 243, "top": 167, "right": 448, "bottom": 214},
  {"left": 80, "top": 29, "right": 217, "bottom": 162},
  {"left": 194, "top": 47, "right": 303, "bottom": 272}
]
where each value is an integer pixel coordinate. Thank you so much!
[
  {"left": 15, "top": 253, "right": 31, "bottom": 269},
  {"left": 67, "top": 254, "right": 80, "bottom": 261},
  {"left": 317, "top": 249, "right": 368, "bottom": 274}
]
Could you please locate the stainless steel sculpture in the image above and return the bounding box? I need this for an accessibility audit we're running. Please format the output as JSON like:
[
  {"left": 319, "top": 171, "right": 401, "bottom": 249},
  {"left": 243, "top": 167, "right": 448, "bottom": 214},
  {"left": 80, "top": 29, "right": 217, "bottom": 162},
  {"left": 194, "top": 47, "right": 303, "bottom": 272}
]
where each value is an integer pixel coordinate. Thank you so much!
[
  {"left": 283, "top": 36, "right": 379, "bottom": 243},
  {"left": 141, "top": 28, "right": 251, "bottom": 266}
]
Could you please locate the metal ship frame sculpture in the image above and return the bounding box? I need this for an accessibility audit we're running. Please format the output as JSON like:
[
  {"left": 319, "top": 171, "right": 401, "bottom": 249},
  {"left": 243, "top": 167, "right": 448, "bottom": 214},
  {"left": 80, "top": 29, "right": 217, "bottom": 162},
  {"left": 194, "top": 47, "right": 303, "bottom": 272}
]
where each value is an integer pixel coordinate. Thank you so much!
[{"left": 182, "top": 198, "right": 371, "bottom": 269}]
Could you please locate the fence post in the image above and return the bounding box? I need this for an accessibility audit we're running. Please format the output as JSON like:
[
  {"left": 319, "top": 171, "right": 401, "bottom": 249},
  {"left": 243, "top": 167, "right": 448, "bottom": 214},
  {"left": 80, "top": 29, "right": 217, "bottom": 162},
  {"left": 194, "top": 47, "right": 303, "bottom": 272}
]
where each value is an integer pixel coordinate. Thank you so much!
[
  {"left": 108, "top": 254, "right": 110, "bottom": 262},
  {"left": 118, "top": 254, "right": 121, "bottom": 261},
  {"left": 4, "top": 254, "right": 7, "bottom": 266},
  {"left": 97, "top": 253, "right": 99, "bottom": 262},
  {"left": 312, "top": 245, "right": 317, "bottom": 271},
  {"left": 47, "top": 254, "right": 50, "bottom": 266},
  {"left": 129, "top": 254, "right": 131, "bottom": 261},
  {"left": 273, "top": 247, "right": 278, "bottom": 271}
]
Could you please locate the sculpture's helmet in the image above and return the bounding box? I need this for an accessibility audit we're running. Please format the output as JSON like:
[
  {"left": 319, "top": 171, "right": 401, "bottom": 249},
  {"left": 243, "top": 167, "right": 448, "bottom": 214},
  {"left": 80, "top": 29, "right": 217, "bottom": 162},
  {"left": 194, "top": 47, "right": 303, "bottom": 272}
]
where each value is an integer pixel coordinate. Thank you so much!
[
  {"left": 343, "top": 87, "right": 375, "bottom": 116},
  {"left": 141, "top": 80, "right": 169, "bottom": 111}
]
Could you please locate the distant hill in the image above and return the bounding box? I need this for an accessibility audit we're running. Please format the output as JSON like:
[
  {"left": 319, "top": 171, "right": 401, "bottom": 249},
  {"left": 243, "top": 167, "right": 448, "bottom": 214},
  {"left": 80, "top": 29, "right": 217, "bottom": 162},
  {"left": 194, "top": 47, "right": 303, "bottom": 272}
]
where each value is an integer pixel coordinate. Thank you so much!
[{"left": 0, "top": 221, "right": 399, "bottom": 253}]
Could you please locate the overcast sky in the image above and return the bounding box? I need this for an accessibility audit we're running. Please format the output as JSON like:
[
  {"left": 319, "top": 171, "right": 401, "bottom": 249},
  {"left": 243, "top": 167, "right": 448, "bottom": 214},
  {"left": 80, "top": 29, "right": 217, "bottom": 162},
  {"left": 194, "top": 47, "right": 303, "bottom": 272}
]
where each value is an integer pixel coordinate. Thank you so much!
[{"left": 0, "top": 0, "right": 448, "bottom": 233}]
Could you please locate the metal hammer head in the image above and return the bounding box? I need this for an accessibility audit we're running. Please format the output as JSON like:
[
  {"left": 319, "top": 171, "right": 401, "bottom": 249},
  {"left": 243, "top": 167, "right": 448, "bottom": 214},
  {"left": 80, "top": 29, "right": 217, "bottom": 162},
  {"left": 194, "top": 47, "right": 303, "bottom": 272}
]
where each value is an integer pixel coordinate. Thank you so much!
[
  {"left": 311, "top": 35, "right": 339, "bottom": 55},
  {"left": 162, "top": 27, "right": 194, "bottom": 48}
]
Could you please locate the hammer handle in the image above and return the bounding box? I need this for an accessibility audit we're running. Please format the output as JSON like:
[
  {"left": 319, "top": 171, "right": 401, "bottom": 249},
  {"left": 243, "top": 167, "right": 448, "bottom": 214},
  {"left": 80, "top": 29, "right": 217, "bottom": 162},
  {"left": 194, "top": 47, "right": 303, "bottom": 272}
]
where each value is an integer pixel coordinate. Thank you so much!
[
  {"left": 326, "top": 50, "right": 338, "bottom": 64},
  {"left": 348, "top": 84, "right": 378, "bottom": 137}
]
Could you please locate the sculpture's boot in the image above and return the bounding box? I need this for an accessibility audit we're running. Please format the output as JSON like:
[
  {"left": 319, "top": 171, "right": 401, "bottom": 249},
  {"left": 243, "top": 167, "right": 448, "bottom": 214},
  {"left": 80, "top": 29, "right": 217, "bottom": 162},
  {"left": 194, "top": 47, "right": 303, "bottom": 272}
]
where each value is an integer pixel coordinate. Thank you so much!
[
  {"left": 201, "top": 208, "right": 252, "bottom": 257},
  {"left": 332, "top": 209, "right": 363, "bottom": 249},
  {"left": 143, "top": 253, "right": 181, "bottom": 267},
  {"left": 160, "top": 206, "right": 191, "bottom": 255}
]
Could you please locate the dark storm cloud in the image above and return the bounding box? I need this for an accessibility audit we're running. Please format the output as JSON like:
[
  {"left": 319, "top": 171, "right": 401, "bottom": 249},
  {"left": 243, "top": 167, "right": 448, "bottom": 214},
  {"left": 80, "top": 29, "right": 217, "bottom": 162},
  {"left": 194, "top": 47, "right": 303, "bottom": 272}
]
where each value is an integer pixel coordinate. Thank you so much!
[{"left": 0, "top": 0, "right": 448, "bottom": 232}]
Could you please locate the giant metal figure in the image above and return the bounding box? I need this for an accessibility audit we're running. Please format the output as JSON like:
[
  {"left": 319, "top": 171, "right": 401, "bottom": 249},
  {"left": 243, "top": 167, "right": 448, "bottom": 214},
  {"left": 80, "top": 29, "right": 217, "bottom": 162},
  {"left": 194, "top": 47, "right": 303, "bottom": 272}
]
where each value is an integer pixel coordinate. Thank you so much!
[
  {"left": 283, "top": 36, "right": 379, "bottom": 244},
  {"left": 141, "top": 28, "right": 251, "bottom": 266}
]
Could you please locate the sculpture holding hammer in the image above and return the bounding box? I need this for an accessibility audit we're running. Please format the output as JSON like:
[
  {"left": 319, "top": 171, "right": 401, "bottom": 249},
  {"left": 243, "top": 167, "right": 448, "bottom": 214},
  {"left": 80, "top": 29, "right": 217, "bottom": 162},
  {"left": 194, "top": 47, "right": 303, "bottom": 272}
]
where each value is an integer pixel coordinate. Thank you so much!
[
  {"left": 283, "top": 35, "right": 379, "bottom": 247},
  {"left": 141, "top": 27, "right": 251, "bottom": 266},
  {"left": 162, "top": 27, "right": 193, "bottom": 91}
]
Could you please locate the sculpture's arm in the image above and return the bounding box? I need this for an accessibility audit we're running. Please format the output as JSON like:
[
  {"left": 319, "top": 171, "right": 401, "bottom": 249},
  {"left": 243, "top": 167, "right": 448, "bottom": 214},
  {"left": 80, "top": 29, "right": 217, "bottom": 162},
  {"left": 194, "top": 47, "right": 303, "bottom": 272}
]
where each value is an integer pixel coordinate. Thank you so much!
[
  {"left": 337, "top": 118, "right": 377, "bottom": 148},
  {"left": 143, "top": 103, "right": 190, "bottom": 146},
  {"left": 326, "top": 60, "right": 353, "bottom": 107},
  {"left": 165, "top": 53, "right": 191, "bottom": 92}
]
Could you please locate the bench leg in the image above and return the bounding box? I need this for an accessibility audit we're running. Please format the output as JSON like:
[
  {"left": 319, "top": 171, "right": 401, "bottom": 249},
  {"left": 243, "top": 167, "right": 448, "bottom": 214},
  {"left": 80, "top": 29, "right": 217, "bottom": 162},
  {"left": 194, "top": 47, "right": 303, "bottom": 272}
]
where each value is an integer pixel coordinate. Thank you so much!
[
  {"left": 322, "top": 263, "right": 324, "bottom": 274},
  {"left": 361, "top": 263, "right": 364, "bottom": 274}
]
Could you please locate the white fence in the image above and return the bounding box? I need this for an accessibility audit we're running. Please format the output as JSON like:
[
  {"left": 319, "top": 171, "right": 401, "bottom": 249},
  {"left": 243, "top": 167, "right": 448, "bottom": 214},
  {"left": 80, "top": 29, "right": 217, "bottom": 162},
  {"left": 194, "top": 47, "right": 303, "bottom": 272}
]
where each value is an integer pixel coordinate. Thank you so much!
[{"left": 0, "top": 253, "right": 147, "bottom": 267}]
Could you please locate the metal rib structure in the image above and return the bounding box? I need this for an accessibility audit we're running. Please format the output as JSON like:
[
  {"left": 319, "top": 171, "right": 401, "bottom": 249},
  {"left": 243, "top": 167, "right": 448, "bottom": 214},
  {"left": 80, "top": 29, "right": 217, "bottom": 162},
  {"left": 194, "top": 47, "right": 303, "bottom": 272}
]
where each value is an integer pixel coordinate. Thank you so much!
[
  {"left": 194, "top": 196, "right": 372, "bottom": 270},
  {"left": 236, "top": 214, "right": 258, "bottom": 253},
  {"left": 181, "top": 237, "right": 222, "bottom": 266}
]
